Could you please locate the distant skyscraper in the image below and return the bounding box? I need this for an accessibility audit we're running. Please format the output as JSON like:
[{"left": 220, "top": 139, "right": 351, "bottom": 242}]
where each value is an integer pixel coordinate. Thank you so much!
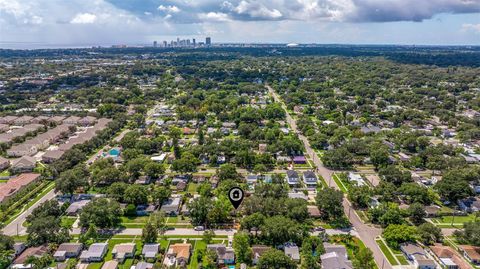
[
  {"left": 163, "top": 41, "right": 167, "bottom": 47},
  {"left": 153, "top": 41, "right": 157, "bottom": 48},
  {"left": 206, "top": 37, "right": 211, "bottom": 46},
  {"left": 192, "top": 38, "right": 196, "bottom": 47}
]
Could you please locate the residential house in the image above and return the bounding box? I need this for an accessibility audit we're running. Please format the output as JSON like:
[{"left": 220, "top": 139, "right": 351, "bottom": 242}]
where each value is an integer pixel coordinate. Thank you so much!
[
  {"left": 360, "top": 125, "right": 381, "bottom": 134},
  {"left": 207, "top": 244, "right": 235, "bottom": 265},
  {"left": 303, "top": 170, "right": 318, "bottom": 187},
  {"left": 258, "top": 143, "right": 267, "bottom": 153},
  {"left": 160, "top": 196, "right": 181, "bottom": 216},
  {"left": 63, "top": 116, "right": 81, "bottom": 125},
  {"left": 288, "top": 192, "right": 308, "bottom": 200},
  {"left": 142, "top": 244, "right": 159, "bottom": 261},
  {"left": 246, "top": 174, "right": 258, "bottom": 185},
  {"left": 321, "top": 243, "right": 353, "bottom": 269},
  {"left": 398, "top": 152, "right": 411, "bottom": 161},
  {"left": 307, "top": 205, "right": 321, "bottom": 218},
  {"left": 136, "top": 204, "right": 156, "bottom": 216},
  {"left": 12, "top": 245, "right": 48, "bottom": 268},
  {"left": 430, "top": 244, "right": 470, "bottom": 269},
  {"left": 252, "top": 245, "right": 271, "bottom": 265},
  {"left": 10, "top": 156, "right": 36, "bottom": 173},
  {"left": 164, "top": 243, "right": 191, "bottom": 268},
  {"left": 13, "top": 242, "right": 26, "bottom": 257},
  {"left": 31, "top": 116, "right": 50, "bottom": 124},
  {"left": 458, "top": 245, "right": 480, "bottom": 265},
  {"left": 13, "top": 116, "right": 33, "bottom": 126},
  {"left": 53, "top": 243, "right": 83, "bottom": 261},
  {"left": 286, "top": 170, "right": 299, "bottom": 186},
  {"left": 424, "top": 205, "right": 441, "bottom": 217},
  {"left": 112, "top": 243, "right": 136, "bottom": 263},
  {"left": 23, "top": 123, "right": 44, "bottom": 132},
  {"left": 135, "top": 262, "right": 154, "bottom": 269},
  {"left": 400, "top": 243, "right": 437, "bottom": 269},
  {"left": 0, "top": 116, "right": 18, "bottom": 124},
  {"left": 42, "top": 150, "right": 65, "bottom": 163},
  {"left": 284, "top": 244, "right": 300, "bottom": 262},
  {"left": 0, "top": 124, "right": 9, "bottom": 133},
  {"left": 65, "top": 200, "right": 91, "bottom": 216},
  {"left": 0, "top": 173, "right": 41, "bottom": 203},
  {"left": 458, "top": 197, "right": 480, "bottom": 213},
  {"left": 293, "top": 155, "right": 307, "bottom": 164},
  {"left": 78, "top": 116, "right": 97, "bottom": 126},
  {"left": 7, "top": 144, "right": 38, "bottom": 157},
  {"left": 348, "top": 172, "right": 366, "bottom": 186},
  {"left": 222, "top": 122, "right": 236, "bottom": 129},
  {"left": 101, "top": 260, "right": 118, "bottom": 269},
  {"left": 0, "top": 156, "right": 10, "bottom": 171},
  {"left": 48, "top": 116, "right": 66, "bottom": 124},
  {"left": 79, "top": 243, "right": 108, "bottom": 262}
]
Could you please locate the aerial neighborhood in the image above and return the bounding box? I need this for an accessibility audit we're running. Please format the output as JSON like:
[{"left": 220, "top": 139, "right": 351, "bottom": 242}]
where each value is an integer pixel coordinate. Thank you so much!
[{"left": 0, "top": 45, "right": 479, "bottom": 269}]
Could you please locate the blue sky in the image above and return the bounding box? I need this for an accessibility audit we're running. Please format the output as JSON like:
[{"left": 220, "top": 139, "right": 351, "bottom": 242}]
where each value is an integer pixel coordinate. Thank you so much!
[{"left": 0, "top": 0, "right": 479, "bottom": 48}]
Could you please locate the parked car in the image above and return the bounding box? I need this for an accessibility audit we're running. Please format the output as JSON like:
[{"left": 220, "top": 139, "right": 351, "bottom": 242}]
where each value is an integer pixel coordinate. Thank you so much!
[{"left": 194, "top": 226, "right": 205, "bottom": 231}]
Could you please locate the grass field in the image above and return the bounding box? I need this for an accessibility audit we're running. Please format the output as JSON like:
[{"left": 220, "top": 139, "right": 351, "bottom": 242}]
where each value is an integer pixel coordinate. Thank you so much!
[
  {"left": 429, "top": 213, "right": 477, "bottom": 228},
  {"left": 61, "top": 216, "right": 76, "bottom": 229},
  {"left": 332, "top": 173, "right": 348, "bottom": 193},
  {"left": 376, "top": 239, "right": 399, "bottom": 266},
  {"left": 189, "top": 240, "right": 206, "bottom": 269}
]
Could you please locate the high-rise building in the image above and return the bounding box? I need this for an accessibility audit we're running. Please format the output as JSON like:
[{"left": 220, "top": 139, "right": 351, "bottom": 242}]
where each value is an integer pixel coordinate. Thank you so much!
[
  {"left": 192, "top": 38, "right": 196, "bottom": 47},
  {"left": 206, "top": 37, "right": 211, "bottom": 46},
  {"left": 153, "top": 41, "right": 157, "bottom": 48},
  {"left": 163, "top": 41, "right": 167, "bottom": 47}
]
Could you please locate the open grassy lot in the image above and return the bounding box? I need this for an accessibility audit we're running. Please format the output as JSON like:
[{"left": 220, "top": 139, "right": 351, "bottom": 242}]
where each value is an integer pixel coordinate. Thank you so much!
[
  {"left": 429, "top": 213, "right": 477, "bottom": 228},
  {"left": 375, "top": 239, "right": 399, "bottom": 266},
  {"left": 332, "top": 173, "right": 348, "bottom": 193},
  {"left": 61, "top": 216, "right": 77, "bottom": 229}
]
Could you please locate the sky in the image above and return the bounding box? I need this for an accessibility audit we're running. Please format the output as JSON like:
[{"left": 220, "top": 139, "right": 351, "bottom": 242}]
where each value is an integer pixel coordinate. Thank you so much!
[{"left": 0, "top": 0, "right": 479, "bottom": 48}]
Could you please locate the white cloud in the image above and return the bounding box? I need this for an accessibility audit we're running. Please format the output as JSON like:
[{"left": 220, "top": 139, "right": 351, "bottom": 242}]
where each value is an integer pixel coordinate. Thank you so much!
[
  {"left": 157, "top": 5, "right": 181, "bottom": 13},
  {"left": 198, "top": 12, "right": 231, "bottom": 22},
  {"left": 225, "top": 0, "right": 283, "bottom": 20},
  {"left": 462, "top": 23, "right": 480, "bottom": 33},
  {"left": 70, "top": 13, "right": 97, "bottom": 24},
  {"left": 25, "top": 15, "right": 43, "bottom": 25}
]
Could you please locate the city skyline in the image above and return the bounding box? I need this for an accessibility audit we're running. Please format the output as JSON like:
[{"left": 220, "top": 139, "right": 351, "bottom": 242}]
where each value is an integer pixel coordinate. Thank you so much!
[{"left": 0, "top": 0, "right": 479, "bottom": 49}]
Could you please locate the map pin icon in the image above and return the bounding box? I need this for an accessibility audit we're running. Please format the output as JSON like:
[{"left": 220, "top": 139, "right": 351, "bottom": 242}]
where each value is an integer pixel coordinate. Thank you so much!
[{"left": 228, "top": 187, "right": 244, "bottom": 209}]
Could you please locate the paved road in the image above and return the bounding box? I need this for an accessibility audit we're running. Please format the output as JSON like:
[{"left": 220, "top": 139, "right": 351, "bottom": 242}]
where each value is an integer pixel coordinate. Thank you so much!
[
  {"left": 268, "top": 85, "right": 392, "bottom": 269},
  {"left": 2, "top": 188, "right": 57, "bottom": 236}
]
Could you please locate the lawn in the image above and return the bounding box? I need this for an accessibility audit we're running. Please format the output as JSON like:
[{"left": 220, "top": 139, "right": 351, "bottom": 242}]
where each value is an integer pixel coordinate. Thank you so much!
[
  {"left": 87, "top": 263, "right": 103, "bottom": 269},
  {"left": 332, "top": 173, "right": 348, "bottom": 193},
  {"left": 187, "top": 183, "right": 197, "bottom": 193},
  {"left": 0, "top": 170, "right": 10, "bottom": 177},
  {"left": 396, "top": 254, "right": 409, "bottom": 265},
  {"left": 119, "top": 216, "right": 150, "bottom": 228},
  {"left": 189, "top": 240, "right": 207, "bottom": 269},
  {"left": 61, "top": 216, "right": 76, "bottom": 229},
  {"left": 375, "top": 239, "right": 399, "bottom": 266},
  {"left": 436, "top": 214, "right": 477, "bottom": 224}
]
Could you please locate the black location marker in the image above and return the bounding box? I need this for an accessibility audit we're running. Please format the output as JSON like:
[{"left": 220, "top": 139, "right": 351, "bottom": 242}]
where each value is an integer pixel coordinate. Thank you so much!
[{"left": 228, "top": 187, "right": 244, "bottom": 209}]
